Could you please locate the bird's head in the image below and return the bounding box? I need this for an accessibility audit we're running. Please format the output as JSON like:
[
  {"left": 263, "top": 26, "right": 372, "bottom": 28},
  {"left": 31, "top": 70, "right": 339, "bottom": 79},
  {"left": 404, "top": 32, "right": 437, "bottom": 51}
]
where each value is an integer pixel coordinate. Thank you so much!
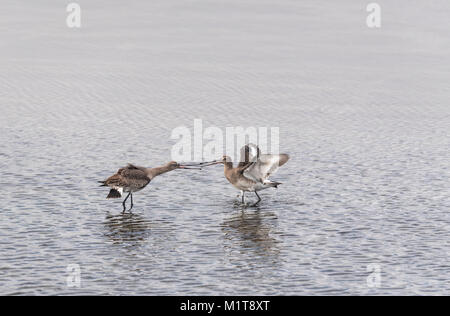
[
  {"left": 222, "top": 155, "right": 232, "bottom": 164},
  {"left": 167, "top": 161, "right": 180, "bottom": 170}
]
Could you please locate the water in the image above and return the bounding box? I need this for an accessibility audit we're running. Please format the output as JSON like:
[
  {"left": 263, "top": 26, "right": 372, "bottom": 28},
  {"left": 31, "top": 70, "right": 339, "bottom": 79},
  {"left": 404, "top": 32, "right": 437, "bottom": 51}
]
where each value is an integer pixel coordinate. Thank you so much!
[{"left": 1, "top": 0, "right": 449, "bottom": 295}]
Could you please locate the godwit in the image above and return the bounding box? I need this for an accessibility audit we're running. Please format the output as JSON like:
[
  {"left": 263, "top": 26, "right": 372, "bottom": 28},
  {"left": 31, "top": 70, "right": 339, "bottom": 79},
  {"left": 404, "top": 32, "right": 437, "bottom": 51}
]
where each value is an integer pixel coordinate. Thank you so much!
[
  {"left": 99, "top": 161, "right": 200, "bottom": 212},
  {"left": 201, "top": 144, "right": 290, "bottom": 206}
]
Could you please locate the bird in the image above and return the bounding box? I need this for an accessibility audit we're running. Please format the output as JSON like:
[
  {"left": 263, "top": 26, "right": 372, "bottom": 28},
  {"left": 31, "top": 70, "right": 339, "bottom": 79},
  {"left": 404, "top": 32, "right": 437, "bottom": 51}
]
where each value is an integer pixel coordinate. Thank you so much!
[
  {"left": 99, "top": 161, "right": 200, "bottom": 212},
  {"left": 200, "top": 144, "right": 290, "bottom": 206}
]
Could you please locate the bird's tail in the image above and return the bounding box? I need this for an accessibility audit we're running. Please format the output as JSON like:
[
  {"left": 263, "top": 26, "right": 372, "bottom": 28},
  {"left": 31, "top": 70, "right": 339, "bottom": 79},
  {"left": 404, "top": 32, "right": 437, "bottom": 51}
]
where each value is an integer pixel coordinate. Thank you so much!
[{"left": 107, "top": 189, "right": 122, "bottom": 199}]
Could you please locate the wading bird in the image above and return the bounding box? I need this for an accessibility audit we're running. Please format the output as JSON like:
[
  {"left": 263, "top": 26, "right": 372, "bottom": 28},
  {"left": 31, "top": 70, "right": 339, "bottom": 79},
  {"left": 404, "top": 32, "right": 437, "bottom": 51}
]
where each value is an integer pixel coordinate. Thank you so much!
[
  {"left": 99, "top": 161, "right": 200, "bottom": 212},
  {"left": 200, "top": 144, "right": 290, "bottom": 206}
]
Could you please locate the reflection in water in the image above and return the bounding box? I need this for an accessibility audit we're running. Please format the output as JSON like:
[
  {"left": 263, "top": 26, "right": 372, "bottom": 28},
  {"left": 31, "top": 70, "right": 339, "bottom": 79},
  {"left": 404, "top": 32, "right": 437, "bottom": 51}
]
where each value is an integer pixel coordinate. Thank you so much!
[
  {"left": 103, "top": 212, "right": 152, "bottom": 247},
  {"left": 221, "top": 207, "right": 281, "bottom": 260}
]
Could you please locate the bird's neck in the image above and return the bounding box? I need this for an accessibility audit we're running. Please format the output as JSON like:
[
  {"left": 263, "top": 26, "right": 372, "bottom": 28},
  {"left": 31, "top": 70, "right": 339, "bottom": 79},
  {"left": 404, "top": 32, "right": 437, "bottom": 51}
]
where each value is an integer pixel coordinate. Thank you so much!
[
  {"left": 224, "top": 161, "right": 234, "bottom": 171},
  {"left": 146, "top": 165, "right": 171, "bottom": 179}
]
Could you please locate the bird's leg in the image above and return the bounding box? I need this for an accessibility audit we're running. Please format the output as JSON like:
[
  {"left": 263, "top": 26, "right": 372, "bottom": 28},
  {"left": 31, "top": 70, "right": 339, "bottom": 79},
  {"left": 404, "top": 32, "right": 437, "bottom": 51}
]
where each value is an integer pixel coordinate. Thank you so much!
[
  {"left": 122, "top": 192, "right": 131, "bottom": 213},
  {"left": 241, "top": 191, "right": 245, "bottom": 205},
  {"left": 252, "top": 191, "right": 261, "bottom": 207},
  {"left": 129, "top": 193, "right": 134, "bottom": 212}
]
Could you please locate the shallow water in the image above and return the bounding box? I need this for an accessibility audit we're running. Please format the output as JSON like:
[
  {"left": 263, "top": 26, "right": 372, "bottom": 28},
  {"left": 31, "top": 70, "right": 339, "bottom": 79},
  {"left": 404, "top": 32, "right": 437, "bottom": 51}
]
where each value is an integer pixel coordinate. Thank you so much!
[{"left": 0, "top": 0, "right": 449, "bottom": 295}]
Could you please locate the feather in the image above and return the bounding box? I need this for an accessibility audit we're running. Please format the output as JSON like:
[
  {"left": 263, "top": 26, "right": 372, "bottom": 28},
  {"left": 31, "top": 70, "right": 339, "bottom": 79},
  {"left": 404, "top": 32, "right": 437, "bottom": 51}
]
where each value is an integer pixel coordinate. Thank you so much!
[
  {"left": 107, "top": 188, "right": 122, "bottom": 199},
  {"left": 243, "top": 153, "right": 290, "bottom": 183}
]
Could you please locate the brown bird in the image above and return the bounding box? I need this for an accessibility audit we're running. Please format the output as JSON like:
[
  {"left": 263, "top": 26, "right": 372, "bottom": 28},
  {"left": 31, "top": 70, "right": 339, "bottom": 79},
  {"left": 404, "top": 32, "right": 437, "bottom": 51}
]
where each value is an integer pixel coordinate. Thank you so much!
[
  {"left": 99, "top": 161, "right": 199, "bottom": 212},
  {"left": 200, "top": 144, "right": 290, "bottom": 206}
]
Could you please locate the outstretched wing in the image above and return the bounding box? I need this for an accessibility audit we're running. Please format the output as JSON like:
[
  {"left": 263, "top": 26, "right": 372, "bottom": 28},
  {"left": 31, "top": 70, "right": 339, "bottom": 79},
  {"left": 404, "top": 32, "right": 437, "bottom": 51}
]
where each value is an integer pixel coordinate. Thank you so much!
[
  {"left": 238, "top": 143, "right": 261, "bottom": 167},
  {"left": 243, "top": 154, "right": 290, "bottom": 183}
]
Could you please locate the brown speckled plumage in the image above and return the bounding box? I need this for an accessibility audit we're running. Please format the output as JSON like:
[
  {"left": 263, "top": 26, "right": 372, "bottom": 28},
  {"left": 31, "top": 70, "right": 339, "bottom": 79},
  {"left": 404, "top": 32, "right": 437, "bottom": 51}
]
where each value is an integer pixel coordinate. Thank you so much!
[{"left": 99, "top": 161, "right": 194, "bottom": 212}]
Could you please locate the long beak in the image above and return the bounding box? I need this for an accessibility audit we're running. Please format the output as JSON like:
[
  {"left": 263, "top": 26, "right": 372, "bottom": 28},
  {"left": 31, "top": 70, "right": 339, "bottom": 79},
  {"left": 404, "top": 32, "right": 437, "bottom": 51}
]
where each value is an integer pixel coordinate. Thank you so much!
[
  {"left": 179, "top": 160, "right": 222, "bottom": 168},
  {"left": 177, "top": 165, "right": 203, "bottom": 170},
  {"left": 194, "top": 160, "right": 222, "bottom": 167}
]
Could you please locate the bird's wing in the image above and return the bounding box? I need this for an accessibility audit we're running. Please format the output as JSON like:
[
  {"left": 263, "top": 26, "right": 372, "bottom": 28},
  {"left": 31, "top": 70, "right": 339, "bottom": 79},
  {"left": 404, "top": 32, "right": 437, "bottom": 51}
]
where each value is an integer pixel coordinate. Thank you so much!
[
  {"left": 126, "top": 163, "right": 148, "bottom": 172},
  {"left": 243, "top": 154, "right": 290, "bottom": 183},
  {"left": 105, "top": 165, "right": 150, "bottom": 187},
  {"left": 237, "top": 144, "right": 260, "bottom": 167}
]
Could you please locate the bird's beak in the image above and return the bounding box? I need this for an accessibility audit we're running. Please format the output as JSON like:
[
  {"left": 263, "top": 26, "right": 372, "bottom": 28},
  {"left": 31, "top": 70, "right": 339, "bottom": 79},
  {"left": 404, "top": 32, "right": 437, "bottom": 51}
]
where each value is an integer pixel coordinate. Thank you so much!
[
  {"left": 194, "top": 160, "right": 222, "bottom": 167},
  {"left": 177, "top": 164, "right": 203, "bottom": 170},
  {"left": 178, "top": 160, "right": 222, "bottom": 168}
]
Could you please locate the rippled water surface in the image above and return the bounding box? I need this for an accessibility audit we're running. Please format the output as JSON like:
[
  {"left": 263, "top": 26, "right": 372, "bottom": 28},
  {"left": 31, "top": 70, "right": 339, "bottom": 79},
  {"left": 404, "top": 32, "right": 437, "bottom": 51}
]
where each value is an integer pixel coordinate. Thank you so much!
[{"left": 1, "top": 0, "right": 449, "bottom": 295}]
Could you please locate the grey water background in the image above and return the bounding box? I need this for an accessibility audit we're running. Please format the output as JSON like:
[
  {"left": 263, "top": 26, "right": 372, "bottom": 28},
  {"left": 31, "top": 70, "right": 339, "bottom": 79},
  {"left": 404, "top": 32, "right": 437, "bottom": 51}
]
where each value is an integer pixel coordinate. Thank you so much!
[{"left": 0, "top": 0, "right": 449, "bottom": 295}]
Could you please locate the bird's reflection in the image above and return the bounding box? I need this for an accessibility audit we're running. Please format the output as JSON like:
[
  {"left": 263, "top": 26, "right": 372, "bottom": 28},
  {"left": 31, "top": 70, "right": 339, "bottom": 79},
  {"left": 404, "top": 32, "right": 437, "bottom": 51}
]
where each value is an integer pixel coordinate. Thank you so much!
[
  {"left": 221, "top": 207, "right": 281, "bottom": 260},
  {"left": 103, "top": 212, "right": 152, "bottom": 248}
]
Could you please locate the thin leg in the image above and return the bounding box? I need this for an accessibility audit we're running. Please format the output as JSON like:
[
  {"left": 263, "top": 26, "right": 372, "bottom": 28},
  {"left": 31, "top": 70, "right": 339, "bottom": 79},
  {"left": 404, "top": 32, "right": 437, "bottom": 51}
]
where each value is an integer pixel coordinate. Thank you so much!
[
  {"left": 241, "top": 191, "right": 245, "bottom": 204},
  {"left": 252, "top": 191, "right": 261, "bottom": 206},
  {"left": 129, "top": 193, "right": 134, "bottom": 212},
  {"left": 122, "top": 192, "right": 131, "bottom": 213}
]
